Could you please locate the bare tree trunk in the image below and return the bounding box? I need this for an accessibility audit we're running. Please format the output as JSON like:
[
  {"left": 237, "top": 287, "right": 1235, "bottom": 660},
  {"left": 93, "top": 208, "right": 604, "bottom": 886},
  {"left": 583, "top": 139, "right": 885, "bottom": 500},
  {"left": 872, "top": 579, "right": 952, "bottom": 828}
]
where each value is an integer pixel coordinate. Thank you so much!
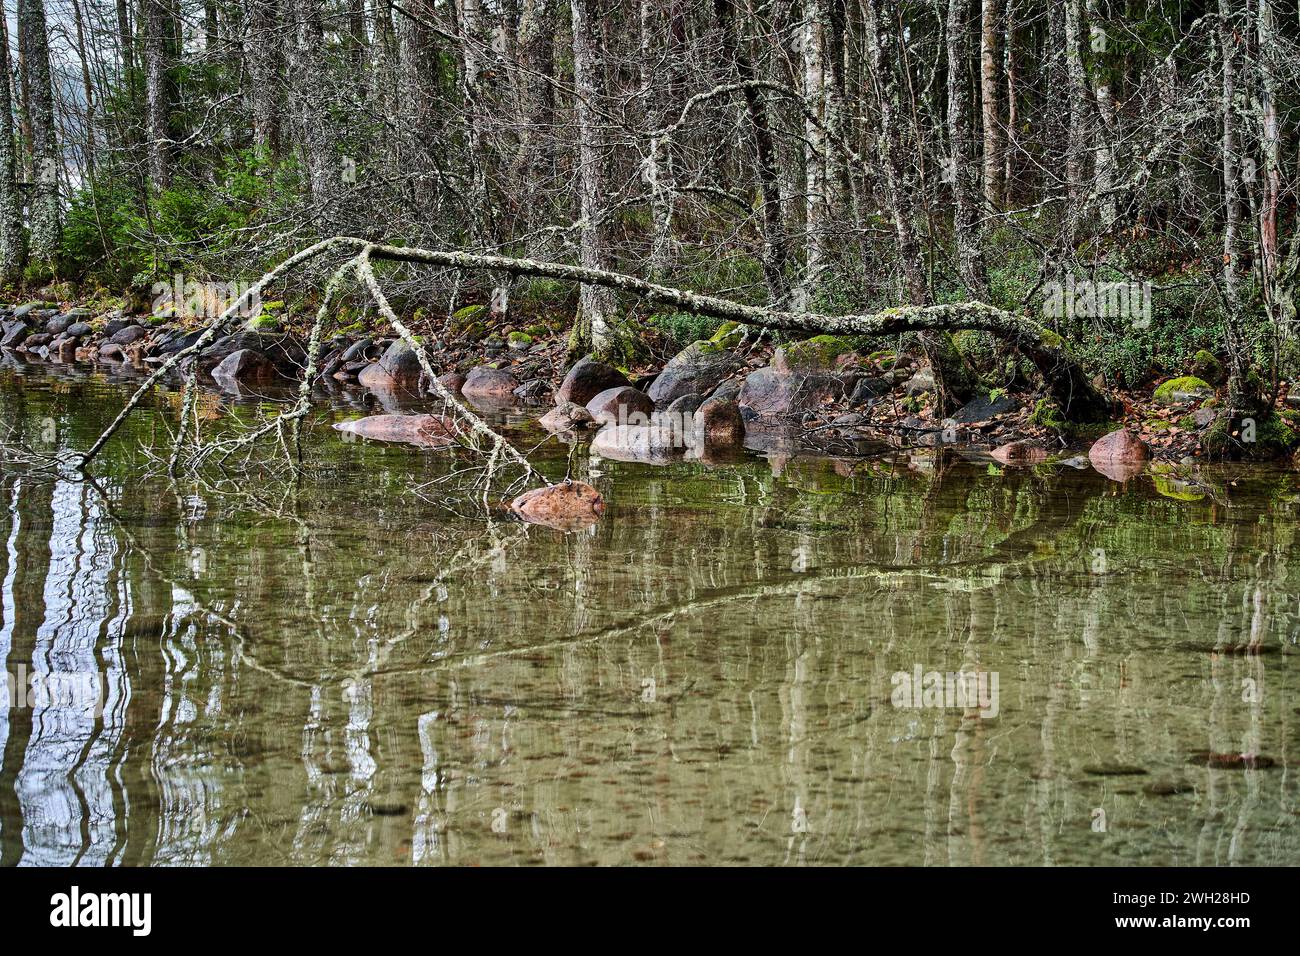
[
  {"left": 19, "top": 0, "right": 59, "bottom": 267},
  {"left": 799, "top": 0, "right": 830, "bottom": 307},
  {"left": 1085, "top": 0, "right": 1116, "bottom": 228},
  {"left": 979, "top": 0, "right": 1002, "bottom": 210},
  {"left": 248, "top": 0, "right": 281, "bottom": 157},
  {"left": 1062, "top": 0, "right": 1089, "bottom": 242},
  {"left": 143, "top": 0, "right": 175, "bottom": 190},
  {"left": 290, "top": 0, "right": 337, "bottom": 220},
  {"left": 570, "top": 0, "right": 618, "bottom": 357},
  {"left": 715, "top": 0, "right": 790, "bottom": 307},
  {"left": 0, "top": 9, "right": 26, "bottom": 283},
  {"left": 1257, "top": 0, "right": 1280, "bottom": 287},
  {"left": 947, "top": 0, "right": 987, "bottom": 298},
  {"left": 1218, "top": 0, "right": 1251, "bottom": 409},
  {"left": 640, "top": 0, "right": 673, "bottom": 278}
]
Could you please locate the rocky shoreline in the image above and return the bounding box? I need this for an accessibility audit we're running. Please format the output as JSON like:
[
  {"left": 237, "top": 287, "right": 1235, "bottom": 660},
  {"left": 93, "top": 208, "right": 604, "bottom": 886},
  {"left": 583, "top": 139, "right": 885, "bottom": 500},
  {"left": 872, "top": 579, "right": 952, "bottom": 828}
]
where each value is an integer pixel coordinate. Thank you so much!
[{"left": 4, "top": 299, "right": 1297, "bottom": 477}]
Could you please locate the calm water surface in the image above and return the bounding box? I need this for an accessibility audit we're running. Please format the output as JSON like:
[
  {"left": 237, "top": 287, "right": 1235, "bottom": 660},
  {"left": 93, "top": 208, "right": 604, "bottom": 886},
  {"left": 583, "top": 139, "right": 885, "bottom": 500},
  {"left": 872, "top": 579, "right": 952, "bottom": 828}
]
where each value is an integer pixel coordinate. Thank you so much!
[{"left": 1, "top": 356, "right": 1298, "bottom": 866}]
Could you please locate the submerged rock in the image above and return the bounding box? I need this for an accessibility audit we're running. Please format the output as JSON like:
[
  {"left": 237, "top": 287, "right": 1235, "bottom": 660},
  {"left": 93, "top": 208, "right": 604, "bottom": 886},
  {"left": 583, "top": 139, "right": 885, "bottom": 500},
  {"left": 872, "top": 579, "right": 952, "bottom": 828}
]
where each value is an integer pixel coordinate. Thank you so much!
[
  {"left": 510, "top": 479, "right": 605, "bottom": 530},
  {"left": 211, "top": 348, "right": 285, "bottom": 388},
  {"left": 990, "top": 440, "right": 1047, "bottom": 465},
  {"left": 539, "top": 401, "right": 597, "bottom": 432},
  {"left": 334, "top": 413, "right": 460, "bottom": 447},
  {"left": 1186, "top": 751, "right": 1276, "bottom": 771},
  {"left": 556, "top": 357, "right": 629, "bottom": 407},
  {"left": 590, "top": 423, "right": 686, "bottom": 464}
]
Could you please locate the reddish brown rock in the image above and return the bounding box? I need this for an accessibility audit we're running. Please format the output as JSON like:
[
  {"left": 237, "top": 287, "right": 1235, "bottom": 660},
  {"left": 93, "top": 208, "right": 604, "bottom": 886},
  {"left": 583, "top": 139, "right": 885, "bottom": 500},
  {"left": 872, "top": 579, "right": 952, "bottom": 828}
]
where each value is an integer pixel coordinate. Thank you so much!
[
  {"left": 510, "top": 480, "right": 605, "bottom": 530},
  {"left": 737, "top": 367, "right": 847, "bottom": 424},
  {"left": 697, "top": 397, "right": 745, "bottom": 446},
  {"left": 1088, "top": 428, "right": 1150, "bottom": 481},
  {"left": 436, "top": 371, "right": 467, "bottom": 393},
  {"left": 990, "top": 440, "right": 1047, "bottom": 465},
  {"left": 585, "top": 385, "right": 655, "bottom": 425},
  {"left": 556, "top": 358, "right": 630, "bottom": 407},
  {"left": 333, "top": 414, "right": 459, "bottom": 447},
  {"left": 462, "top": 366, "right": 520, "bottom": 398}
]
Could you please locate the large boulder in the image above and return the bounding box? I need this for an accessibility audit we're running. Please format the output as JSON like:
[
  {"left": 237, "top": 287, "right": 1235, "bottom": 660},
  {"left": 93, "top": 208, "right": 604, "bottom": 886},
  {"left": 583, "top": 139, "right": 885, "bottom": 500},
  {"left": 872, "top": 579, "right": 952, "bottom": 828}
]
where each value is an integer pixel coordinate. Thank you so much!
[
  {"left": 198, "top": 331, "right": 305, "bottom": 377},
  {"left": 556, "top": 357, "right": 629, "bottom": 406},
  {"left": 737, "top": 366, "right": 848, "bottom": 424},
  {"left": 107, "top": 324, "right": 148, "bottom": 347},
  {"left": 211, "top": 349, "right": 285, "bottom": 388},
  {"left": 697, "top": 397, "right": 745, "bottom": 446},
  {"left": 771, "top": 335, "right": 859, "bottom": 374},
  {"left": 585, "top": 385, "right": 655, "bottom": 425},
  {"left": 510, "top": 480, "right": 605, "bottom": 530},
  {"left": 334, "top": 414, "right": 459, "bottom": 447},
  {"left": 590, "top": 423, "right": 686, "bottom": 464},
  {"left": 462, "top": 365, "right": 520, "bottom": 399},
  {"left": 0, "top": 320, "right": 29, "bottom": 348},
  {"left": 647, "top": 340, "right": 742, "bottom": 406},
  {"left": 373, "top": 339, "right": 425, "bottom": 387}
]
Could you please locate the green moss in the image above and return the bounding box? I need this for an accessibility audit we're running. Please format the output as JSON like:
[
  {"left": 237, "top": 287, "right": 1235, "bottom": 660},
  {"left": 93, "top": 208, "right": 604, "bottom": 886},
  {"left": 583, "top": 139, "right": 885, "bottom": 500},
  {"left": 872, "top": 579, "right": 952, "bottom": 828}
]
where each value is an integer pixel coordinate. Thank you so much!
[
  {"left": 1144, "top": 418, "right": 1173, "bottom": 431},
  {"left": 709, "top": 321, "right": 744, "bottom": 349},
  {"left": 780, "top": 334, "right": 858, "bottom": 370},
  {"left": 1030, "top": 398, "right": 1068, "bottom": 435},
  {"left": 1202, "top": 410, "right": 1298, "bottom": 460},
  {"left": 507, "top": 331, "right": 533, "bottom": 347},
  {"left": 524, "top": 323, "right": 548, "bottom": 338},
  {"left": 1190, "top": 349, "right": 1223, "bottom": 384},
  {"left": 1153, "top": 375, "right": 1213, "bottom": 404},
  {"left": 1039, "top": 328, "right": 1064, "bottom": 349}
]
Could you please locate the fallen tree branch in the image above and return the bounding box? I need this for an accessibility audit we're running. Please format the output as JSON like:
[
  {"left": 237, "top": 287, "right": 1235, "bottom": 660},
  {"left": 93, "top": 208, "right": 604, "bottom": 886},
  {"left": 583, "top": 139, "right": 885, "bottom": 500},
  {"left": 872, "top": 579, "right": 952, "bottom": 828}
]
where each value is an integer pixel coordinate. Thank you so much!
[
  {"left": 361, "top": 241, "right": 1113, "bottom": 420},
  {"left": 80, "top": 236, "right": 1112, "bottom": 471}
]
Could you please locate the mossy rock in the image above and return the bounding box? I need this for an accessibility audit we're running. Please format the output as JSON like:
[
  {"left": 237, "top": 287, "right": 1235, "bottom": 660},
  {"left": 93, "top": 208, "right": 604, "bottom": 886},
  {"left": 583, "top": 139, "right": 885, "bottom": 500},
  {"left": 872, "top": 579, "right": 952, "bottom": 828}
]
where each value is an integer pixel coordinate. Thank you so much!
[
  {"left": 507, "top": 331, "right": 533, "bottom": 349},
  {"left": 778, "top": 334, "right": 859, "bottom": 371},
  {"left": 1153, "top": 375, "right": 1213, "bottom": 405},
  {"left": 524, "top": 323, "right": 549, "bottom": 338},
  {"left": 451, "top": 304, "right": 487, "bottom": 332},
  {"left": 709, "top": 321, "right": 745, "bottom": 349},
  {"left": 1202, "top": 410, "right": 1298, "bottom": 460},
  {"left": 461, "top": 321, "right": 487, "bottom": 340},
  {"left": 1039, "top": 328, "right": 1064, "bottom": 350},
  {"left": 1189, "top": 349, "right": 1224, "bottom": 385}
]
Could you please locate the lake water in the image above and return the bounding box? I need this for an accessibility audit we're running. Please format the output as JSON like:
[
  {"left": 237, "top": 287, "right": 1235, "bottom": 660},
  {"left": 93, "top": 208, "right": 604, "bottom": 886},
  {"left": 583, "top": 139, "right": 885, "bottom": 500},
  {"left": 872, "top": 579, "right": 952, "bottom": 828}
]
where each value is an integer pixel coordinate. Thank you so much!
[{"left": 1, "top": 357, "right": 1298, "bottom": 866}]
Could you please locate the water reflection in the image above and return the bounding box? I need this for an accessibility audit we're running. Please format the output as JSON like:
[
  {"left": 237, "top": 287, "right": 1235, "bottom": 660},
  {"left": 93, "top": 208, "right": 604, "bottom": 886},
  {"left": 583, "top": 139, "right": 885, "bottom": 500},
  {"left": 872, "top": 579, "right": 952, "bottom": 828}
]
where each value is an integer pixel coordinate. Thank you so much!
[{"left": 0, "top": 366, "right": 1297, "bottom": 866}]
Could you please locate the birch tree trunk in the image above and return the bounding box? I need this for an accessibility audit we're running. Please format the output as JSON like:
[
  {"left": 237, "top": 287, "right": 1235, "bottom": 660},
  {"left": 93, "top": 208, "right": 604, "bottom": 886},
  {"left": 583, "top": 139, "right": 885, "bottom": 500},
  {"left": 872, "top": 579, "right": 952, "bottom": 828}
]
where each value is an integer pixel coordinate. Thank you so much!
[
  {"left": 570, "top": 0, "right": 618, "bottom": 357},
  {"left": 979, "top": 0, "right": 1002, "bottom": 210},
  {"left": 19, "top": 0, "right": 59, "bottom": 266},
  {"left": 799, "top": 0, "right": 830, "bottom": 308},
  {"left": 1084, "top": 0, "right": 1117, "bottom": 229},
  {"left": 947, "top": 0, "right": 987, "bottom": 298},
  {"left": 0, "top": 9, "right": 25, "bottom": 282}
]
